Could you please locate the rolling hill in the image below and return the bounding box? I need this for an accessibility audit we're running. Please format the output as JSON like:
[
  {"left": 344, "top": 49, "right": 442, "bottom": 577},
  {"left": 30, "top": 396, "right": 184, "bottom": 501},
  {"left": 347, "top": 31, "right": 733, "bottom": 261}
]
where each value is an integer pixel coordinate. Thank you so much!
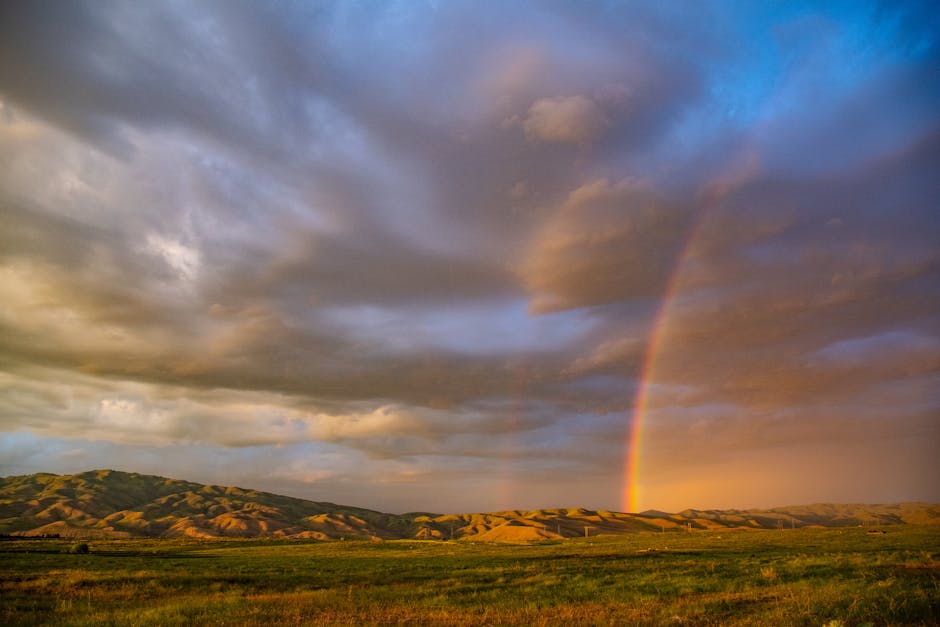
[{"left": 2, "top": 470, "right": 937, "bottom": 540}]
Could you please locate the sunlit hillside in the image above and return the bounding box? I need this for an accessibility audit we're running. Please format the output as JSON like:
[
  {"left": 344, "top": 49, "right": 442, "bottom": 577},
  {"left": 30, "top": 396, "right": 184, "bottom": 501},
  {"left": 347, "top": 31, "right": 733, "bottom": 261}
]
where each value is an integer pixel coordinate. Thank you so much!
[{"left": 2, "top": 470, "right": 937, "bottom": 540}]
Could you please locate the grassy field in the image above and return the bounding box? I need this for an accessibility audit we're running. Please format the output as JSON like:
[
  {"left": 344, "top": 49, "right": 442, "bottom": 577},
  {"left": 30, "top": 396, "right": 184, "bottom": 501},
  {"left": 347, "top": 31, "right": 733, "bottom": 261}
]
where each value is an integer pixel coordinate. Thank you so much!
[{"left": 2, "top": 526, "right": 938, "bottom": 625}]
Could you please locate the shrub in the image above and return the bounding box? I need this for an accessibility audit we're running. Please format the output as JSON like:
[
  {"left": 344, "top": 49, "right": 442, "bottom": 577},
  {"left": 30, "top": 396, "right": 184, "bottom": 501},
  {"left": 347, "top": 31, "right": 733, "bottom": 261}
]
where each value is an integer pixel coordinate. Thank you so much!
[{"left": 69, "top": 542, "right": 90, "bottom": 554}]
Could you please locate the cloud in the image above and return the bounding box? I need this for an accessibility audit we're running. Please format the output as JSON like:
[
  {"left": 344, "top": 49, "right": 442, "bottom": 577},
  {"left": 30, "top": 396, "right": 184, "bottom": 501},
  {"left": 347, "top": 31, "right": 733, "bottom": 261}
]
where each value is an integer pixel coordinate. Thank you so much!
[
  {"left": 521, "top": 95, "right": 608, "bottom": 144},
  {"left": 814, "top": 330, "right": 940, "bottom": 366},
  {"left": 0, "top": 0, "right": 938, "bottom": 512},
  {"left": 520, "top": 178, "right": 693, "bottom": 313}
]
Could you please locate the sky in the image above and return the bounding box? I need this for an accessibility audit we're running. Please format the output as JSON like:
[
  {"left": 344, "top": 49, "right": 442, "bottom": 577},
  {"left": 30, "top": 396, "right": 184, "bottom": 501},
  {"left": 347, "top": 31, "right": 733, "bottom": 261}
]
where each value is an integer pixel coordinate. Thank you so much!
[{"left": 0, "top": 0, "right": 938, "bottom": 515}]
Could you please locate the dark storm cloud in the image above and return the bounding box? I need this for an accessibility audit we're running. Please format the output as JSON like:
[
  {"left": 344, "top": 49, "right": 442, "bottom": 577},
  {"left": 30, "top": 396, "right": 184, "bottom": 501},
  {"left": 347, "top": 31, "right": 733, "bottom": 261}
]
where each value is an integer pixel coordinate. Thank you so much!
[
  {"left": 0, "top": 0, "right": 938, "bottom": 511},
  {"left": 520, "top": 177, "right": 696, "bottom": 313},
  {"left": 655, "top": 129, "right": 940, "bottom": 411}
]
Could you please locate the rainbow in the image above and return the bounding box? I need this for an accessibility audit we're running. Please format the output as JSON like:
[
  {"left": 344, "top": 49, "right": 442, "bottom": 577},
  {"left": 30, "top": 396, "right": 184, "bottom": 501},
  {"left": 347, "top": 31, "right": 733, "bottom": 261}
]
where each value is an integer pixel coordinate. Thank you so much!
[
  {"left": 621, "top": 221, "right": 702, "bottom": 514},
  {"left": 620, "top": 158, "right": 755, "bottom": 513}
]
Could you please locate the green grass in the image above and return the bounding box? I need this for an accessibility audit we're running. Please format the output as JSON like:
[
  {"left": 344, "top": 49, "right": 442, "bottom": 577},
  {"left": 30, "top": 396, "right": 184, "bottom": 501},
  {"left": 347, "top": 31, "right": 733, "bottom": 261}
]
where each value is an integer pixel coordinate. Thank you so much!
[{"left": 2, "top": 526, "right": 938, "bottom": 625}]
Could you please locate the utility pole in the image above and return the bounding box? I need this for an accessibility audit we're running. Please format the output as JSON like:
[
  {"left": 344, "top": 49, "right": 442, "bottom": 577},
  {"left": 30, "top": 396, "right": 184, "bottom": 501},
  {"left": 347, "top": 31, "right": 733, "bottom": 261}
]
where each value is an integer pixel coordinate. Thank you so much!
[{"left": 584, "top": 526, "right": 589, "bottom": 539}]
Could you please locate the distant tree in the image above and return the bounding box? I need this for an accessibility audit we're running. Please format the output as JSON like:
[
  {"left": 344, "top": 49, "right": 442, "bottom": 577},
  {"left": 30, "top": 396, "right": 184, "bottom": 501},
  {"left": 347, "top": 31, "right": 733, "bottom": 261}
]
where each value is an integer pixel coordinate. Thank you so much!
[{"left": 69, "top": 542, "right": 90, "bottom": 554}]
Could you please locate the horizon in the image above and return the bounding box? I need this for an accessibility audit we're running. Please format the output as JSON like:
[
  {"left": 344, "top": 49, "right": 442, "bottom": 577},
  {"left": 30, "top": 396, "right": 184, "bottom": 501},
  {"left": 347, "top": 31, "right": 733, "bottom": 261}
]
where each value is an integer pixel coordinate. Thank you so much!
[
  {"left": 5, "top": 467, "right": 936, "bottom": 518},
  {"left": 1, "top": 1, "right": 938, "bottom": 515}
]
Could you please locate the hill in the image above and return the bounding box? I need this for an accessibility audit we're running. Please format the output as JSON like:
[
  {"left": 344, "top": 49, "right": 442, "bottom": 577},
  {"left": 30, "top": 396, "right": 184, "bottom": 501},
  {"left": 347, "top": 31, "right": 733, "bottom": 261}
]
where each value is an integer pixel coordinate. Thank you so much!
[
  {"left": 2, "top": 470, "right": 937, "bottom": 540},
  {"left": 0, "top": 470, "right": 412, "bottom": 540}
]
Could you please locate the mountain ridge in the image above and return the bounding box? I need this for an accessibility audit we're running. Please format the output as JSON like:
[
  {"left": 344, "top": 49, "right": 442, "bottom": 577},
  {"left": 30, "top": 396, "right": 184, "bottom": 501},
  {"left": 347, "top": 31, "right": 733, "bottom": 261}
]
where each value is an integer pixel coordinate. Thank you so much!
[{"left": 3, "top": 470, "right": 937, "bottom": 540}]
